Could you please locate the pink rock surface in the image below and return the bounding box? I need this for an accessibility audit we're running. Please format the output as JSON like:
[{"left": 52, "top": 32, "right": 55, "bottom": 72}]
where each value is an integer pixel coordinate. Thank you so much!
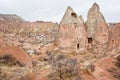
[
  {"left": 0, "top": 44, "right": 32, "bottom": 67},
  {"left": 109, "top": 23, "right": 120, "bottom": 49},
  {"left": 56, "top": 6, "right": 87, "bottom": 53},
  {"left": 86, "top": 3, "right": 109, "bottom": 53}
]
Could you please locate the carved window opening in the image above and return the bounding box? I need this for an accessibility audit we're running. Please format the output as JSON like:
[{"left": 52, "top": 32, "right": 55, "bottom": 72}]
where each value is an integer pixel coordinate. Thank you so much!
[
  {"left": 77, "top": 43, "right": 79, "bottom": 50},
  {"left": 88, "top": 37, "right": 93, "bottom": 43},
  {"left": 71, "top": 12, "right": 77, "bottom": 18}
]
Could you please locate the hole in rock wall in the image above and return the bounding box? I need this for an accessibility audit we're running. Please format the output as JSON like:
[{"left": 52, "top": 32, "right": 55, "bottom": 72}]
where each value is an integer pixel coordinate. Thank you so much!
[
  {"left": 88, "top": 37, "right": 93, "bottom": 43},
  {"left": 77, "top": 43, "right": 79, "bottom": 50},
  {"left": 71, "top": 12, "right": 77, "bottom": 18}
]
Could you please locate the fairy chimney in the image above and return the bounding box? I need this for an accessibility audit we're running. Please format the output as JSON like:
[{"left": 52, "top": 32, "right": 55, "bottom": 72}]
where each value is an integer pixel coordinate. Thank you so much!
[
  {"left": 55, "top": 6, "right": 87, "bottom": 53},
  {"left": 86, "top": 3, "right": 109, "bottom": 53}
]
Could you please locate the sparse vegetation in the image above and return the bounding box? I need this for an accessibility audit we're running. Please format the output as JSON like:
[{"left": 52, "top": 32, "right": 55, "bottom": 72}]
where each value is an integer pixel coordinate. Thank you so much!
[
  {"left": 48, "top": 51, "right": 80, "bottom": 80},
  {"left": 0, "top": 55, "right": 21, "bottom": 67}
]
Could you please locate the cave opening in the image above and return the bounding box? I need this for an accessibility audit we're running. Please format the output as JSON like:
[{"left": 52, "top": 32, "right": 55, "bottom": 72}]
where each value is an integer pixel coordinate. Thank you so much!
[
  {"left": 88, "top": 37, "right": 93, "bottom": 43},
  {"left": 77, "top": 43, "right": 79, "bottom": 50},
  {"left": 71, "top": 12, "right": 77, "bottom": 18}
]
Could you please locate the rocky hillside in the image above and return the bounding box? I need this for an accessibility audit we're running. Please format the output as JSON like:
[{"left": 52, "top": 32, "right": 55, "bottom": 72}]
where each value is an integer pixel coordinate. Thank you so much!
[
  {"left": 0, "top": 14, "right": 25, "bottom": 33},
  {"left": 0, "top": 14, "right": 24, "bottom": 22},
  {"left": 0, "top": 14, "right": 58, "bottom": 39}
]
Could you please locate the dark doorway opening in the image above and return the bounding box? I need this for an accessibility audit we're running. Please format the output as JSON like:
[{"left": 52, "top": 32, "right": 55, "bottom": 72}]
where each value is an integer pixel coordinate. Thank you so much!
[
  {"left": 71, "top": 12, "right": 77, "bottom": 18},
  {"left": 88, "top": 37, "right": 93, "bottom": 43},
  {"left": 77, "top": 43, "right": 79, "bottom": 49}
]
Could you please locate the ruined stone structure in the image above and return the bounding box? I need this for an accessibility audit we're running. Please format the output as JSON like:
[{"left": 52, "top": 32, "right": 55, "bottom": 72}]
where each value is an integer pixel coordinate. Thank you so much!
[{"left": 55, "top": 6, "right": 87, "bottom": 53}]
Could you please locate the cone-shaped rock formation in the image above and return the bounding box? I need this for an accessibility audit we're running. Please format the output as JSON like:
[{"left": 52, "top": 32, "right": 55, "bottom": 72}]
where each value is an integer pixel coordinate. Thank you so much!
[
  {"left": 86, "top": 3, "right": 109, "bottom": 53},
  {"left": 56, "top": 6, "right": 87, "bottom": 53}
]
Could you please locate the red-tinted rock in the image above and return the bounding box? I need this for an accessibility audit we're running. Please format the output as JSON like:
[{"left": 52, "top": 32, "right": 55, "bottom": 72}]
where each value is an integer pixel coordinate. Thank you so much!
[
  {"left": 86, "top": 3, "right": 109, "bottom": 53},
  {"left": 0, "top": 45, "right": 32, "bottom": 67},
  {"left": 0, "top": 14, "right": 24, "bottom": 33},
  {"left": 55, "top": 6, "right": 87, "bottom": 53},
  {"left": 109, "top": 23, "right": 120, "bottom": 50}
]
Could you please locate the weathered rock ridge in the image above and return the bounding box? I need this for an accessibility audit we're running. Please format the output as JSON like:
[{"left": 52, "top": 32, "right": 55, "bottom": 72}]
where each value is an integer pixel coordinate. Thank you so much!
[
  {"left": 0, "top": 14, "right": 24, "bottom": 33},
  {"left": 0, "top": 2, "right": 120, "bottom": 80}
]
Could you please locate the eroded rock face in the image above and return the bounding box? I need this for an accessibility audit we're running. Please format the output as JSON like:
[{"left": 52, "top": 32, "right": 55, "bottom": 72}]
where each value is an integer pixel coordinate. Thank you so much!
[
  {"left": 0, "top": 46, "right": 32, "bottom": 67},
  {"left": 56, "top": 6, "right": 87, "bottom": 53},
  {"left": 0, "top": 14, "right": 24, "bottom": 33},
  {"left": 17, "top": 21, "right": 58, "bottom": 45},
  {"left": 116, "top": 55, "right": 120, "bottom": 68},
  {"left": 86, "top": 3, "right": 109, "bottom": 53},
  {"left": 109, "top": 23, "right": 120, "bottom": 51}
]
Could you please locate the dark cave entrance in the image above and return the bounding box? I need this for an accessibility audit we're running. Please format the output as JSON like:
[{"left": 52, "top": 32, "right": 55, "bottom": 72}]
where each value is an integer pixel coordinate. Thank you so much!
[
  {"left": 88, "top": 37, "right": 93, "bottom": 43},
  {"left": 77, "top": 43, "right": 79, "bottom": 50},
  {"left": 71, "top": 12, "right": 77, "bottom": 18}
]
